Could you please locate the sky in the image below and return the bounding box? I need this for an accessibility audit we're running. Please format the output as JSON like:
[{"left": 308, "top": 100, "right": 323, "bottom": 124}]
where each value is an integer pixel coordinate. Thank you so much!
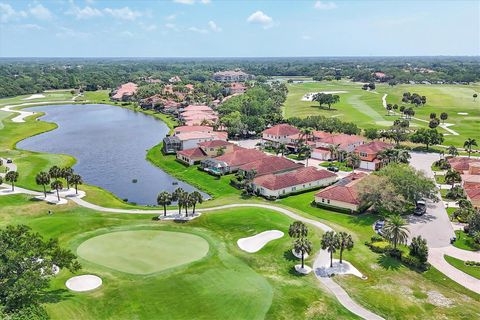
[{"left": 0, "top": 0, "right": 479, "bottom": 57}]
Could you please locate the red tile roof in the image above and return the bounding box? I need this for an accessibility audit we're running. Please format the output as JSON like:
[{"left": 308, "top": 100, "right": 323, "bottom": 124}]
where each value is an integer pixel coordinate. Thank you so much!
[
  {"left": 215, "top": 148, "right": 268, "bottom": 167},
  {"left": 238, "top": 156, "right": 303, "bottom": 176},
  {"left": 177, "top": 147, "right": 207, "bottom": 159},
  {"left": 183, "top": 105, "right": 213, "bottom": 112},
  {"left": 174, "top": 125, "right": 213, "bottom": 134},
  {"left": 176, "top": 132, "right": 215, "bottom": 141},
  {"left": 354, "top": 141, "right": 393, "bottom": 154},
  {"left": 254, "top": 167, "right": 336, "bottom": 191},
  {"left": 318, "top": 134, "right": 365, "bottom": 148},
  {"left": 313, "top": 131, "right": 333, "bottom": 139},
  {"left": 198, "top": 140, "right": 233, "bottom": 148},
  {"left": 314, "top": 172, "right": 367, "bottom": 205},
  {"left": 112, "top": 82, "right": 138, "bottom": 99},
  {"left": 465, "top": 187, "right": 480, "bottom": 201},
  {"left": 448, "top": 157, "right": 480, "bottom": 172},
  {"left": 263, "top": 124, "right": 300, "bottom": 136}
]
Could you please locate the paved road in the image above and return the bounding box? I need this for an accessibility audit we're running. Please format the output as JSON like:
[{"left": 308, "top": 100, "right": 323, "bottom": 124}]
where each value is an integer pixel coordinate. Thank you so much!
[
  {"left": 0, "top": 158, "right": 17, "bottom": 178},
  {"left": 407, "top": 152, "right": 454, "bottom": 248}
]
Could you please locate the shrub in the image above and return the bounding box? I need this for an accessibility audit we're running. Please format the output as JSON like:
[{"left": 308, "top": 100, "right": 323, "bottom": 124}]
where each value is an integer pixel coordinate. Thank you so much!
[
  {"left": 465, "top": 261, "right": 480, "bottom": 267},
  {"left": 401, "top": 254, "right": 430, "bottom": 271},
  {"left": 386, "top": 247, "right": 403, "bottom": 259},
  {"left": 371, "top": 234, "right": 384, "bottom": 242},
  {"left": 409, "top": 236, "right": 428, "bottom": 263},
  {"left": 433, "top": 158, "right": 451, "bottom": 170},
  {"left": 446, "top": 186, "right": 466, "bottom": 200}
]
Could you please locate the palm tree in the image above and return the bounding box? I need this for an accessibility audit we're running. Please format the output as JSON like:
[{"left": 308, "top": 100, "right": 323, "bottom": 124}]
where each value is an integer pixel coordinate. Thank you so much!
[
  {"left": 277, "top": 143, "right": 288, "bottom": 157},
  {"left": 328, "top": 144, "right": 339, "bottom": 161},
  {"left": 440, "top": 112, "right": 448, "bottom": 124},
  {"left": 300, "top": 127, "right": 313, "bottom": 143},
  {"left": 321, "top": 231, "right": 340, "bottom": 268},
  {"left": 396, "top": 149, "right": 411, "bottom": 164},
  {"left": 288, "top": 221, "right": 308, "bottom": 239},
  {"left": 70, "top": 174, "right": 83, "bottom": 195},
  {"left": 49, "top": 166, "right": 62, "bottom": 180},
  {"left": 62, "top": 167, "right": 74, "bottom": 189},
  {"left": 473, "top": 93, "right": 478, "bottom": 102},
  {"left": 293, "top": 238, "right": 312, "bottom": 269},
  {"left": 447, "top": 145, "right": 458, "bottom": 157},
  {"left": 50, "top": 180, "right": 63, "bottom": 202},
  {"left": 178, "top": 191, "right": 189, "bottom": 217},
  {"left": 382, "top": 215, "right": 409, "bottom": 249},
  {"left": 345, "top": 152, "right": 361, "bottom": 173},
  {"left": 337, "top": 232, "right": 354, "bottom": 264},
  {"left": 157, "top": 191, "right": 172, "bottom": 217},
  {"left": 172, "top": 187, "right": 185, "bottom": 216},
  {"left": 5, "top": 171, "right": 19, "bottom": 191},
  {"left": 188, "top": 191, "right": 203, "bottom": 215},
  {"left": 35, "top": 171, "right": 51, "bottom": 198},
  {"left": 304, "top": 147, "right": 312, "bottom": 167},
  {"left": 463, "top": 138, "right": 477, "bottom": 158},
  {"left": 444, "top": 169, "right": 461, "bottom": 187}
]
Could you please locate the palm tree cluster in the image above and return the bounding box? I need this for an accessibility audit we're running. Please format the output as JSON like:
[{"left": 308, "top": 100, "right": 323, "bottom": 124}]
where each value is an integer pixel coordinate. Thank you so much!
[
  {"left": 157, "top": 188, "right": 203, "bottom": 218},
  {"left": 377, "top": 148, "right": 411, "bottom": 164},
  {"left": 382, "top": 215, "right": 409, "bottom": 250},
  {"left": 288, "top": 221, "right": 311, "bottom": 269},
  {"left": 321, "top": 231, "right": 354, "bottom": 268},
  {"left": 36, "top": 166, "right": 83, "bottom": 200}
]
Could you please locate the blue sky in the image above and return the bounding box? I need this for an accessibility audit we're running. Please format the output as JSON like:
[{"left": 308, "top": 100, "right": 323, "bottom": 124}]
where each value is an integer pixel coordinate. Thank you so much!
[{"left": 0, "top": 0, "right": 478, "bottom": 57}]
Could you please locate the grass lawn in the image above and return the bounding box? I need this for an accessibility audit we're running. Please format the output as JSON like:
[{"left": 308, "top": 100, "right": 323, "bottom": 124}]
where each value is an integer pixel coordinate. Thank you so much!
[
  {"left": 435, "top": 175, "right": 446, "bottom": 184},
  {"left": 444, "top": 255, "right": 480, "bottom": 280},
  {"left": 0, "top": 90, "right": 76, "bottom": 106},
  {"left": 0, "top": 195, "right": 356, "bottom": 320},
  {"left": 319, "top": 160, "right": 353, "bottom": 172},
  {"left": 283, "top": 81, "right": 480, "bottom": 147},
  {"left": 454, "top": 230, "right": 480, "bottom": 251},
  {"left": 77, "top": 230, "right": 209, "bottom": 274}
]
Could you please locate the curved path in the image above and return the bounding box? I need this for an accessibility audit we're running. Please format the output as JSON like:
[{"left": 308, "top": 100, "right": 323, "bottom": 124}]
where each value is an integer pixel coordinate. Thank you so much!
[{"left": 1, "top": 184, "right": 383, "bottom": 320}]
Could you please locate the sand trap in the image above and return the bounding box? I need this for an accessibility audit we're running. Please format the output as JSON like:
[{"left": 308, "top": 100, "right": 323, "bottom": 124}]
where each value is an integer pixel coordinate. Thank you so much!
[
  {"left": 457, "top": 112, "right": 468, "bottom": 115},
  {"left": 66, "top": 275, "right": 102, "bottom": 292},
  {"left": 302, "top": 91, "right": 348, "bottom": 101},
  {"left": 22, "top": 94, "right": 45, "bottom": 100},
  {"left": 237, "top": 230, "right": 284, "bottom": 253}
]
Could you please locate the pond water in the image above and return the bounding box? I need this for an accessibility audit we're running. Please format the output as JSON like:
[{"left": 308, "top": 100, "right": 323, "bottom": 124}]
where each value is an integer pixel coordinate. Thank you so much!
[{"left": 17, "top": 104, "right": 208, "bottom": 205}]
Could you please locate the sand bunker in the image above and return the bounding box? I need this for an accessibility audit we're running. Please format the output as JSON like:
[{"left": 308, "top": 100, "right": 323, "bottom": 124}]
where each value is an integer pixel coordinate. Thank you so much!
[
  {"left": 66, "top": 275, "right": 102, "bottom": 292},
  {"left": 237, "top": 230, "right": 284, "bottom": 253},
  {"left": 457, "top": 112, "right": 468, "bottom": 115},
  {"left": 22, "top": 94, "right": 45, "bottom": 100},
  {"left": 302, "top": 91, "right": 347, "bottom": 101}
]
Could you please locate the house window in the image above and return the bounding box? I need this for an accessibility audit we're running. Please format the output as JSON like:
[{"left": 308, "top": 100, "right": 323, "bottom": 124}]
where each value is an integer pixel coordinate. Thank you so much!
[
  {"left": 292, "top": 186, "right": 296, "bottom": 191},
  {"left": 327, "top": 200, "right": 330, "bottom": 204},
  {"left": 360, "top": 152, "right": 367, "bottom": 157},
  {"left": 322, "top": 198, "right": 325, "bottom": 203}
]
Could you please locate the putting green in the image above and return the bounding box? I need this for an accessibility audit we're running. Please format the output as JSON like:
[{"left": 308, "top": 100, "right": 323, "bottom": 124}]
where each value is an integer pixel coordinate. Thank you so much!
[{"left": 77, "top": 230, "right": 209, "bottom": 274}]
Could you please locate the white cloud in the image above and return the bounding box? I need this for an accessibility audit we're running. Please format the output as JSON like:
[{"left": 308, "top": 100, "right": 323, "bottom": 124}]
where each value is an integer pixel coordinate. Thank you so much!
[
  {"left": 120, "top": 30, "right": 134, "bottom": 37},
  {"left": 104, "top": 7, "right": 142, "bottom": 21},
  {"left": 55, "top": 26, "right": 89, "bottom": 38},
  {"left": 29, "top": 3, "right": 53, "bottom": 20},
  {"left": 140, "top": 22, "right": 157, "bottom": 31},
  {"left": 165, "top": 23, "right": 179, "bottom": 31},
  {"left": 314, "top": 1, "right": 337, "bottom": 10},
  {"left": 68, "top": 5, "right": 103, "bottom": 19},
  {"left": 174, "top": 0, "right": 195, "bottom": 4},
  {"left": 173, "top": 0, "right": 210, "bottom": 4},
  {"left": 247, "top": 10, "right": 273, "bottom": 29},
  {"left": 0, "top": 2, "right": 27, "bottom": 23},
  {"left": 166, "top": 13, "right": 177, "bottom": 20},
  {"left": 301, "top": 35, "right": 311, "bottom": 40},
  {"left": 208, "top": 20, "right": 221, "bottom": 32},
  {"left": 85, "top": 0, "right": 95, "bottom": 4},
  {"left": 18, "top": 23, "right": 44, "bottom": 30},
  {"left": 189, "top": 26, "right": 208, "bottom": 34}
]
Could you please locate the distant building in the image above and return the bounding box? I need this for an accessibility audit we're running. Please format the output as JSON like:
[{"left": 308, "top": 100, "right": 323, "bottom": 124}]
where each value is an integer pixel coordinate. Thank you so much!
[
  {"left": 252, "top": 167, "right": 337, "bottom": 198},
  {"left": 212, "top": 70, "right": 255, "bottom": 83},
  {"left": 201, "top": 148, "right": 268, "bottom": 175},
  {"left": 262, "top": 124, "right": 301, "bottom": 147},
  {"left": 354, "top": 141, "right": 393, "bottom": 171},
  {"left": 176, "top": 140, "right": 236, "bottom": 166},
  {"left": 162, "top": 126, "right": 227, "bottom": 154},
  {"left": 314, "top": 172, "right": 367, "bottom": 212},
  {"left": 169, "top": 76, "right": 182, "bottom": 83},
  {"left": 227, "top": 83, "right": 247, "bottom": 95},
  {"left": 111, "top": 82, "right": 138, "bottom": 101}
]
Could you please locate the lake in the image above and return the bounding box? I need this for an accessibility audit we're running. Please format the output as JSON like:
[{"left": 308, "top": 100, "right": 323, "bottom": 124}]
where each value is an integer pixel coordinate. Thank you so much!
[{"left": 17, "top": 104, "right": 208, "bottom": 205}]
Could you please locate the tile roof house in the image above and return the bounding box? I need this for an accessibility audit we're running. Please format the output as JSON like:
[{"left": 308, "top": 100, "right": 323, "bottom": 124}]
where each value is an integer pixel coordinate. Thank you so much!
[
  {"left": 183, "top": 105, "right": 214, "bottom": 113},
  {"left": 262, "top": 124, "right": 301, "bottom": 147},
  {"left": 448, "top": 157, "right": 480, "bottom": 174},
  {"left": 252, "top": 167, "right": 337, "bottom": 198},
  {"left": 354, "top": 141, "right": 393, "bottom": 171},
  {"left": 238, "top": 156, "right": 303, "bottom": 177},
  {"left": 465, "top": 187, "right": 480, "bottom": 208},
  {"left": 314, "top": 172, "right": 368, "bottom": 212},
  {"left": 174, "top": 125, "right": 213, "bottom": 135},
  {"left": 111, "top": 82, "right": 138, "bottom": 101},
  {"left": 163, "top": 127, "right": 227, "bottom": 154},
  {"left": 200, "top": 148, "right": 268, "bottom": 175},
  {"left": 212, "top": 70, "right": 255, "bottom": 82},
  {"left": 227, "top": 82, "right": 247, "bottom": 94},
  {"left": 311, "top": 132, "right": 365, "bottom": 160},
  {"left": 176, "top": 140, "right": 236, "bottom": 166}
]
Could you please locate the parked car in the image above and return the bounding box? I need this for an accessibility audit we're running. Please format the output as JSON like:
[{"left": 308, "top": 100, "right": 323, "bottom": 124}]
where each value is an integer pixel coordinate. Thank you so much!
[
  {"left": 414, "top": 199, "right": 427, "bottom": 216},
  {"left": 6, "top": 158, "right": 12, "bottom": 164},
  {"left": 327, "top": 166, "right": 339, "bottom": 172}
]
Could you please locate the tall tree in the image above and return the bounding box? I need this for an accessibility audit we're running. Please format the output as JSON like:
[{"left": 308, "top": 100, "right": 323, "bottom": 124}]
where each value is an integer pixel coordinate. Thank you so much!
[
  {"left": 337, "top": 232, "right": 354, "bottom": 264},
  {"left": 188, "top": 191, "right": 203, "bottom": 215},
  {"left": 328, "top": 144, "right": 339, "bottom": 160},
  {"left": 321, "top": 231, "right": 340, "bottom": 268},
  {"left": 444, "top": 169, "right": 461, "bottom": 187},
  {"left": 440, "top": 112, "right": 448, "bottom": 124},
  {"left": 293, "top": 238, "right": 312, "bottom": 269},
  {"left": 345, "top": 152, "right": 360, "bottom": 173},
  {"left": 70, "top": 174, "right": 83, "bottom": 195},
  {"left": 463, "top": 138, "right": 478, "bottom": 158},
  {"left": 410, "top": 128, "right": 444, "bottom": 150},
  {"left": 48, "top": 166, "right": 62, "bottom": 180},
  {"left": 157, "top": 191, "right": 172, "bottom": 217},
  {"left": 5, "top": 171, "right": 19, "bottom": 191},
  {"left": 0, "top": 225, "right": 81, "bottom": 316},
  {"left": 447, "top": 145, "right": 458, "bottom": 157},
  {"left": 35, "top": 171, "right": 51, "bottom": 198},
  {"left": 288, "top": 221, "right": 308, "bottom": 239},
  {"left": 473, "top": 93, "right": 478, "bottom": 102},
  {"left": 50, "top": 180, "right": 63, "bottom": 202},
  {"left": 382, "top": 215, "right": 409, "bottom": 249},
  {"left": 172, "top": 187, "right": 185, "bottom": 216},
  {"left": 62, "top": 167, "right": 74, "bottom": 189}
]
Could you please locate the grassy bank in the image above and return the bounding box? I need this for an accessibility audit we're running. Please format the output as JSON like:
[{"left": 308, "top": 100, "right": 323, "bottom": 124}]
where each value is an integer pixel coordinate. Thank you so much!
[{"left": 444, "top": 255, "right": 480, "bottom": 280}]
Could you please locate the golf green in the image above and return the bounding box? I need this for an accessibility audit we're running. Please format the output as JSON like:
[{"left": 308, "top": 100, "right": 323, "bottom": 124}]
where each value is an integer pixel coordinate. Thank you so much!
[{"left": 77, "top": 230, "right": 209, "bottom": 274}]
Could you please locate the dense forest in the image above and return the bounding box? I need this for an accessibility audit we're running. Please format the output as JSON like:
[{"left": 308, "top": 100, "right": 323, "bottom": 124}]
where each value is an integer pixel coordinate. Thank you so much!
[{"left": 0, "top": 57, "right": 479, "bottom": 98}]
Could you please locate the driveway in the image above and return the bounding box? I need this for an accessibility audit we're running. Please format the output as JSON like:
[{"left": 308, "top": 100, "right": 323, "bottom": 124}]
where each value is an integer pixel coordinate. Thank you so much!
[{"left": 407, "top": 152, "right": 455, "bottom": 248}]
